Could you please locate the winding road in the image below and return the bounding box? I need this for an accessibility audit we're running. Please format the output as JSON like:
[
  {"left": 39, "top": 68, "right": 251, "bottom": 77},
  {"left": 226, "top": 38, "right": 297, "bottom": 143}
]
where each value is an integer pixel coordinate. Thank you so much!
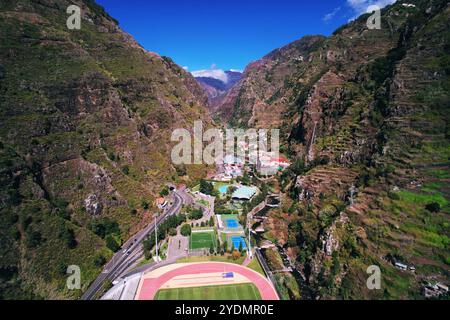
[{"left": 81, "top": 189, "right": 186, "bottom": 300}]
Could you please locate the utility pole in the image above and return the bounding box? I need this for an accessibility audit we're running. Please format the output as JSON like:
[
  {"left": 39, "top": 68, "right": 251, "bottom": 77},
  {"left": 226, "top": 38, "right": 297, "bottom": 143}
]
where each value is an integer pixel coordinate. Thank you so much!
[
  {"left": 248, "top": 219, "right": 252, "bottom": 259},
  {"left": 155, "top": 218, "right": 159, "bottom": 263}
]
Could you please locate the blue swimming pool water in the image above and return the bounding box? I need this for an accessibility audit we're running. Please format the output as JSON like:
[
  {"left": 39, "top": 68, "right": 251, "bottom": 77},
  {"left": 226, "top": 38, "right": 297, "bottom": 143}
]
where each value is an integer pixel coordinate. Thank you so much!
[
  {"left": 218, "top": 185, "right": 229, "bottom": 194},
  {"left": 231, "top": 236, "right": 247, "bottom": 250},
  {"left": 225, "top": 219, "right": 239, "bottom": 228}
]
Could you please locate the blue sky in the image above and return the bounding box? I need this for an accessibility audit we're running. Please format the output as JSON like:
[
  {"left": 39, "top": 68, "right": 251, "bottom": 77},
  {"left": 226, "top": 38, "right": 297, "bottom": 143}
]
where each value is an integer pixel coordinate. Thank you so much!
[{"left": 96, "top": 0, "right": 395, "bottom": 73}]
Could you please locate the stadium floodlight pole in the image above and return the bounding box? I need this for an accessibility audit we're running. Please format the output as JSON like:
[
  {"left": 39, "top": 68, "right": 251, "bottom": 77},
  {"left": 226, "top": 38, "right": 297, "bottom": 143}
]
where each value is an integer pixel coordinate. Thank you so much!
[{"left": 248, "top": 221, "right": 252, "bottom": 258}]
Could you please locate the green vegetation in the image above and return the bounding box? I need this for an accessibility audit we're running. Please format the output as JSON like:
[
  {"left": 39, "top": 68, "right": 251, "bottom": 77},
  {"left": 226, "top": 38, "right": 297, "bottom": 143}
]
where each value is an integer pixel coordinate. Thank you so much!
[
  {"left": 199, "top": 179, "right": 218, "bottom": 196},
  {"left": 190, "top": 231, "right": 217, "bottom": 250},
  {"left": 155, "top": 283, "right": 261, "bottom": 300},
  {"left": 180, "top": 224, "right": 192, "bottom": 237},
  {"left": 246, "top": 258, "right": 265, "bottom": 276},
  {"left": 143, "top": 214, "right": 188, "bottom": 258}
]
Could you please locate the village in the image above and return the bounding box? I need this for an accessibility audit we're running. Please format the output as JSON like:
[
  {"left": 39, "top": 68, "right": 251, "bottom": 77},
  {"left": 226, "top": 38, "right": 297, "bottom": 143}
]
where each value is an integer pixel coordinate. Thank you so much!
[{"left": 147, "top": 146, "right": 291, "bottom": 266}]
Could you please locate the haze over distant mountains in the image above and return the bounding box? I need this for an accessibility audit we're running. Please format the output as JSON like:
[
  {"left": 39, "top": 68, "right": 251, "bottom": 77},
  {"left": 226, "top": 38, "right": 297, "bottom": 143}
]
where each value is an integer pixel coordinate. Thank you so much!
[{"left": 192, "top": 69, "right": 242, "bottom": 104}]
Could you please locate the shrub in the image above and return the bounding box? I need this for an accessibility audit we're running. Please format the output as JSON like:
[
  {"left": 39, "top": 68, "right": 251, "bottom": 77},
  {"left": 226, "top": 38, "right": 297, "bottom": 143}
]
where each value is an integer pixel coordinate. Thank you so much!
[
  {"left": 94, "top": 255, "right": 106, "bottom": 267},
  {"left": 59, "top": 226, "right": 77, "bottom": 249},
  {"left": 425, "top": 202, "right": 441, "bottom": 213},
  {"left": 180, "top": 224, "right": 191, "bottom": 237},
  {"left": 232, "top": 250, "right": 241, "bottom": 260},
  {"left": 160, "top": 186, "right": 169, "bottom": 196},
  {"left": 89, "top": 218, "right": 120, "bottom": 239},
  {"left": 187, "top": 207, "right": 203, "bottom": 220},
  {"left": 105, "top": 235, "right": 120, "bottom": 252},
  {"left": 199, "top": 179, "right": 216, "bottom": 196},
  {"left": 121, "top": 165, "right": 130, "bottom": 175},
  {"left": 26, "top": 230, "right": 42, "bottom": 248}
]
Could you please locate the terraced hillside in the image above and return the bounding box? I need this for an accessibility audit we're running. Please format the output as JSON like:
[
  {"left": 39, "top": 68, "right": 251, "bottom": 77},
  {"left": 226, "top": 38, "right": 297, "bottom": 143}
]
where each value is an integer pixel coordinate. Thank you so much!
[
  {"left": 0, "top": 0, "right": 211, "bottom": 299},
  {"left": 220, "top": 0, "right": 449, "bottom": 299}
]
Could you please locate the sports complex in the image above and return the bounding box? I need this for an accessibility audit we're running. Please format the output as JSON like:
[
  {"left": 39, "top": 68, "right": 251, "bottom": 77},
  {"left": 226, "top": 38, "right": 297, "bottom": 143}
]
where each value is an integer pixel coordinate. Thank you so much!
[{"left": 135, "top": 262, "right": 279, "bottom": 300}]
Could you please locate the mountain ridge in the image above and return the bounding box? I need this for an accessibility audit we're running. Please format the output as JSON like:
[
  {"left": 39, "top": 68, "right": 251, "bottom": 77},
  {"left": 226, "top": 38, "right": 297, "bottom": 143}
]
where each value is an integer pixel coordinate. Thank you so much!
[
  {"left": 0, "top": 0, "right": 212, "bottom": 299},
  {"left": 211, "top": 0, "right": 450, "bottom": 299}
]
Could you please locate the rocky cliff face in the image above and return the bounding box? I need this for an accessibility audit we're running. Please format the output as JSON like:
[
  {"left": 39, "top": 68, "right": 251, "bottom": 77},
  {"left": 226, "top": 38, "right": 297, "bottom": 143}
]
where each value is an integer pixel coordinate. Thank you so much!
[
  {"left": 216, "top": 36, "right": 326, "bottom": 128},
  {"left": 223, "top": 0, "right": 450, "bottom": 299},
  {"left": 0, "top": 0, "right": 210, "bottom": 298}
]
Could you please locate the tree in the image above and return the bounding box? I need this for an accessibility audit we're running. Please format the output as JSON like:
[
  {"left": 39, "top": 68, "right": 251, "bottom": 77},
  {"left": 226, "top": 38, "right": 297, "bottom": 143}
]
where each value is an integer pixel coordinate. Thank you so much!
[
  {"left": 180, "top": 224, "right": 192, "bottom": 237},
  {"left": 94, "top": 254, "right": 106, "bottom": 267},
  {"left": 291, "top": 157, "right": 305, "bottom": 175},
  {"left": 160, "top": 186, "right": 169, "bottom": 197},
  {"left": 141, "top": 199, "right": 149, "bottom": 210},
  {"left": 425, "top": 202, "right": 441, "bottom": 213},
  {"left": 240, "top": 172, "right": 251, "bottom": 185},
  {"left": 209, "top": 216, "right": 215, "bottom": 227},
  {"left": 188, "top": 207, "right": 203, "bottom": 220},
  {"left": 199, "top": 179, "right": 216, "bottom": 196},
  {"left": 89, "top": 218, "right": 120, "bottom": 239},
  {"left": 209, "top": 243, "right": 214, "bottom": 254},
  {"left": 105, "top": 235, "right": 120, "bottom": 252},
  {"left": 26, "top": 230, "right": 43, "bottom": 248},
  {"left": 57, "top": 262, "right": 68, "bottom": 276},
  {"left": 223, "top": 240, "right": 228, "bottom": 252},
  {"left": 121, "top": 165, "right": 130, "bottom": 175},
  {"left": 238, "top": 241, "right": 243, "bottom": 252},
  {"left": 59, "top": 226, "right": 77, "bottom": 249}
]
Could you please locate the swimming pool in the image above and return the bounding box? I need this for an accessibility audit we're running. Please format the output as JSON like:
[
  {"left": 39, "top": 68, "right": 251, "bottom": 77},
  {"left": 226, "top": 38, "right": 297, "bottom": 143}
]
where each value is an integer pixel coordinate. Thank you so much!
[
  {"left": 231, "top": 236, "right": 247, "bottom": 250},
  {"left": 218, "top": 185, "right": 229, "bottom": 194},
  {"left": 225, "top": 219, "right": 239, "bottom": 228}
]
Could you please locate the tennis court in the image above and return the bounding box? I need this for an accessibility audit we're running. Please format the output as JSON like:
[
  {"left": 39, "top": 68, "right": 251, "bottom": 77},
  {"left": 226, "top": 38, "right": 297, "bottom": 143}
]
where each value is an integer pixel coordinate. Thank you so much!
[
  {"left": 225, "top": 219, "right": 239, "bottom": 228},
  {"left": 231, "top": 236, "right": 247, "bottom": 250},
  {"left": 220, "top": 214, "right": 241, "bottom": 230}
]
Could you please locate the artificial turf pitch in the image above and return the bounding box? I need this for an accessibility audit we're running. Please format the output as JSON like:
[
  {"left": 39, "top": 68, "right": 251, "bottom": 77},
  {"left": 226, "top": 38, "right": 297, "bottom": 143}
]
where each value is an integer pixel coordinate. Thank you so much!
[
  {"left": 190, "top": 231, "right": 216, "bottom": 250},
  {"left": 154, "top": 283, "right": 261, "bottom": 300}
]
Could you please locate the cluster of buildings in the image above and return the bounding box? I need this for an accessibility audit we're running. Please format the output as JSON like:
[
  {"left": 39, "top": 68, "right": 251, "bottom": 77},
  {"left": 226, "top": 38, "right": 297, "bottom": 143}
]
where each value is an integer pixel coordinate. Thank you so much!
[
  {"left": 231, "top": 185, "right": 259, "bottom": 201},
  {"left": 214, "top": 149, "right": 290, "bottom": 181},
  {"left": 394, "top": 262, "right": 416, "bottom": 272},
  {"left": 155, "top": 197, "right": 168, "bottom": 209},
  {"left": 421, "top": 281, "right": 449, "bottom": 299},
  {"left": 256, "top": 152, "right": 290, "bottom": 176}
]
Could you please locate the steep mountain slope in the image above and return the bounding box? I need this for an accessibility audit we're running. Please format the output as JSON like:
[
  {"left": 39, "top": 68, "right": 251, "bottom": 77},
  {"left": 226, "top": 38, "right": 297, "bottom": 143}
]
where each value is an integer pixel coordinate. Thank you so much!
[
  {"left": 215, "top": 36, "right": 326, "bottom": 128},
  {"left": 223, "top": 0, "right": 449, "bottom": 299},
  {"left": 0, "top": 0, "right": 211, "bottom": 299}
]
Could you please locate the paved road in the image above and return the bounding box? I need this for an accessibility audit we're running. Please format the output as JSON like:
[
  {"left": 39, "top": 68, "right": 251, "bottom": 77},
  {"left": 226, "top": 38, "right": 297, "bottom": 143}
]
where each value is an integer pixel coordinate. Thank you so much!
[{"left": 81, "top": 190, "right": 186, "bottom": 300}]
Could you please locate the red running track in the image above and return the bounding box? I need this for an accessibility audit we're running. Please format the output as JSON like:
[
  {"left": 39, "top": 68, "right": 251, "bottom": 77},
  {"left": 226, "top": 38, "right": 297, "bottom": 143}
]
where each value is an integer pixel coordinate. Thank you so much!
[{"left": 137, "top": 262, "right": 279, "bottom": 300}]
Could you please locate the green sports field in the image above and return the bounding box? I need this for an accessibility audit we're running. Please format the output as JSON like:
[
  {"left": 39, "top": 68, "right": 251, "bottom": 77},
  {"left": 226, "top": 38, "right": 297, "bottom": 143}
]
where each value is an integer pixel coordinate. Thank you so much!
[
  {"left": 155, "top": 283, "right": 261, "bottom": 300},
  {"left": 190, "top": 230, "right": 216, "bottom": 250}
]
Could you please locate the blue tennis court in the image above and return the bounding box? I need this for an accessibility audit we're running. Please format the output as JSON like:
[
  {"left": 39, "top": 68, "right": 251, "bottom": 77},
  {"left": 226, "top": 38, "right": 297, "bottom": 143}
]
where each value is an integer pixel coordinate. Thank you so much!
[
  {"left": 225, "top": 219, "right": 239, "bottom": 228},
  {"left": 231, "top": 236, "right": 247, "bottom": 250}
]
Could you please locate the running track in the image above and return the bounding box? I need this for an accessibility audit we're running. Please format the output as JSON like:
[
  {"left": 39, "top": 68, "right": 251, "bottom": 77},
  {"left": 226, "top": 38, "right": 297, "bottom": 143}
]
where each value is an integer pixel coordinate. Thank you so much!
[{"left": 137, "top": 262, "right": 279, "bottom": 300}]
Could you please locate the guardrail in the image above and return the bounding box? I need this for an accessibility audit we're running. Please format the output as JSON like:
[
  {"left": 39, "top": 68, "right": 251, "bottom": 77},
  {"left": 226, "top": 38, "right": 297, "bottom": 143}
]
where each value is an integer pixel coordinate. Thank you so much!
[{"left": 254, "top": 248, "right": 283, "bottom": 300}]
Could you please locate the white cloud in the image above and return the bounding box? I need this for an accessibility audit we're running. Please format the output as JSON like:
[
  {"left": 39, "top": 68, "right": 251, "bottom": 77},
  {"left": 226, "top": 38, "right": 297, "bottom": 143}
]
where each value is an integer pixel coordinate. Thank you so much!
[
  {"left": 346, "top": 0, "right": 396, "bottom": 16},
  {"left": 182, "top": 66, "right": 189, "bottom": 71},
  {"left": 191, "top": 69, "right": 229, "bottom": 83},
  {"left": 323, "top": 6, "right": 341, "bottom": 22}
]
